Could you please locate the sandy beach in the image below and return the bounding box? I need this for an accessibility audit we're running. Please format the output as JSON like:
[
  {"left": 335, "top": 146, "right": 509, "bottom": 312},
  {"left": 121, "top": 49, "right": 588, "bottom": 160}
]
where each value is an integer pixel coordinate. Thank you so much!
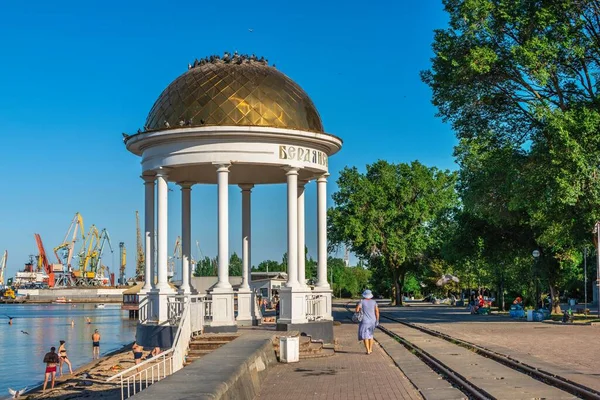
[{"left": 21, "top": 343, "right": 136, "bottom": 400}]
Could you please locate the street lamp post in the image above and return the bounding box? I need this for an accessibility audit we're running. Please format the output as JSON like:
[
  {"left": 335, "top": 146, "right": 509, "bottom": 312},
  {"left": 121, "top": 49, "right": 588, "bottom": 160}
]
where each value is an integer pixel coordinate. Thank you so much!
[
  {"left": 532, "top": 250, "right": 540, "bottom": 309},
  {"left": 584, "top": 247, "right": 587, "bottom": 315},
  {"left": 595, "top": 222, "right": 600, "bottom": 318}
]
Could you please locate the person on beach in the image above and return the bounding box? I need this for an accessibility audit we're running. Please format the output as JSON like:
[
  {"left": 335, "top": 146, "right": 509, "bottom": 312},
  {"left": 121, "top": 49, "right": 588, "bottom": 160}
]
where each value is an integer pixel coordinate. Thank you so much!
[
  {"left": 86, "top": 317, "right": 91, "bottom": 324},
  {"left": 132, "top": 342, "right": 144, "bottom": 370},
  {"left": 150, "top": 347, "right": 161, "bottom": 358},
  {"left": 58, "top": 340, "right": 73, "bottom": 376},
  {"left": 42, "top": 346, "right": 59, "bottom": 393},
  {"left": 71, "top": 319, "right": 74, "bottom": 327},
  {"left": 356, "top": 289, "right": 379, "bottom": 355},
  {"left": 92, "top": 329, "right": 101, "bottom": 359}
]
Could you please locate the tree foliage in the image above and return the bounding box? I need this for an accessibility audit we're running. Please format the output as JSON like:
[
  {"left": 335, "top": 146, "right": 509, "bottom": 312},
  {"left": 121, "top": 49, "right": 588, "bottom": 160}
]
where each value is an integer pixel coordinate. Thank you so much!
[
  {"left": 328, "top": 160, "right": 458, "bottom": 305},
  {"left": 423, "top": 0, "right": 600, "bottom": 311}
]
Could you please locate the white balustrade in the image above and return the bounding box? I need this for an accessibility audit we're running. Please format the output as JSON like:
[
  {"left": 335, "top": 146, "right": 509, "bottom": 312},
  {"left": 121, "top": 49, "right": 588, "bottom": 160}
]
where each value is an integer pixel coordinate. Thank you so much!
[
  {"left": 109, "top": 294, "right": 210, "bottom": 399},
  {"left": 138, "top": 295, "right": 150, "bottom": 324},
  {"left": 306, "top": 294, "right": 325, "bottom": 321}
]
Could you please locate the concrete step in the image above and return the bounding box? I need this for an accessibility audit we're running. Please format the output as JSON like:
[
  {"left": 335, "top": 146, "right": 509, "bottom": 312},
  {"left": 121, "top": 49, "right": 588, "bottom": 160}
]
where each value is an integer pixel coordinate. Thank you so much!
[
  {"left": 195, "top": 334, "right": 239, "bottom": 342},
  {"left": 187, "top": 349, "right": 214, "bottom": 357},
  {"left": 300, "top": 348, "right": 335, "bottom": 359},
  {"left": 189, "top": 340, "right": 230, "bottom": 350}
]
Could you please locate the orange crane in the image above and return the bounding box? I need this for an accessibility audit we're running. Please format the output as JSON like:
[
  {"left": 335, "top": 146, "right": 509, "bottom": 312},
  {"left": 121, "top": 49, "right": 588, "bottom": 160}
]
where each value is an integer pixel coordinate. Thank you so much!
[{"left": 34, "top": 233, "right": 54, "bottom": 287}]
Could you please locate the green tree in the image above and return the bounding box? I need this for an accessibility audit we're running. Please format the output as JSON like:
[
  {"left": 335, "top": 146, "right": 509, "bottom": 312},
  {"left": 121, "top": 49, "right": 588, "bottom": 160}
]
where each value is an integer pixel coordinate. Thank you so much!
[
  {"left": 253, "top": 260, "right": 281, "bottom": 273},
  {"left": 229, "top": 252, "right": 242, "bottom": 276},
  {"left": 422, "top": 0, "right": 600, "bottom": 312},
  {"left": 328, "top": 160, "right": 457, "bottom": 305},
  {"left": 193, "top": 256, "right": 217, "bottom": 277}
]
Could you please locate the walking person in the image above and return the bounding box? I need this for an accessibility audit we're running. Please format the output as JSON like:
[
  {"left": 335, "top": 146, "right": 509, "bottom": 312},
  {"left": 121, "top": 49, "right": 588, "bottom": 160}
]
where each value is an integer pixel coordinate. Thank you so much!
[
  {"left": 356, "top": 289, "right": 379, "bottom": 355},
  {"left": 42, "top": 346, "right": 59, "bottom": 393},
  {"left": 92, "top": 329, "right": 101, "bottom": 359},
  {"left": 58, "top": 340, "right": 73, "bottom": 376}
]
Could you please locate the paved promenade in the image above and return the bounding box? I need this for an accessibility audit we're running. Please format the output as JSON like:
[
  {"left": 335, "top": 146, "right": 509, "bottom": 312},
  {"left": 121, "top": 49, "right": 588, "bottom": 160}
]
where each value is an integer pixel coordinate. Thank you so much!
[
  {"left": 384, "top": 303, "right": 600, "bottom": 392},
  {"left": 257, "top": 321, "right": 422, "bottom": 400}
]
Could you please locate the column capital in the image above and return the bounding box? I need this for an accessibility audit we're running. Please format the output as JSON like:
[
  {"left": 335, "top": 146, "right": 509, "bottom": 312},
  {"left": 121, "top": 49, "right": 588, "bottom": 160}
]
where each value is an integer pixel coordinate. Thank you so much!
[
  {"left": 239, "top": 183, "right": 255, "bottom": 191},
  {"left": 155, "top": 167, "right": 170, "bottom": 178},
  {"left": 317, "top": 173, "right": 330, "bottom": 183},
  {"left": 141, "top": 174, "right": 156, "bottom": 184},
  {"left": 177, "top": 182, "right": 193, "bottom": 190},
  {"left": 213, "top": 163, "right": 231, "bottom": 172},
  {"left": 284, "top": 166, "right": 300, "bottom": 176},
  {"left": 298, "top": 179, "right": 309, "bottom": 188}
]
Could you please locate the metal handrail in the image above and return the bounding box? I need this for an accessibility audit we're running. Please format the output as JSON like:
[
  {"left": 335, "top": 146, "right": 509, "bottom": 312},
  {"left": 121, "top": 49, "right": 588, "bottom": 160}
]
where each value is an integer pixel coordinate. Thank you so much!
[{"left": 107, "top": 294, "right": 207, "bottom": 399}]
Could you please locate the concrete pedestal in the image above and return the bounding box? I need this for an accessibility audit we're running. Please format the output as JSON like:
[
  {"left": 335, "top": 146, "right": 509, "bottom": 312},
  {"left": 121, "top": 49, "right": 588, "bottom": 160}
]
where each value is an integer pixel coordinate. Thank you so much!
[
  {"left": 236, "top": 288, "right": 253, "bottom": 326},
  {"left": 150, "top": 289, "right": 176, "bottom": 323},
  {"left": 206, "top": 289, "right": 237, "bottom": 333},
  {"left": 278, "top": 287, "right": 311, "bottom": 325}
]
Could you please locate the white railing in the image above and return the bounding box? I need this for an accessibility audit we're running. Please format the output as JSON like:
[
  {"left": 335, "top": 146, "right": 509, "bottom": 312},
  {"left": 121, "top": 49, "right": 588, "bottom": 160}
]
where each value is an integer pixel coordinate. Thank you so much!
[
  {"left": 167, "top": 295, "right": 185, "bottom": 325},
  {"left": 190, "top": 296, "right": 205, "bottom": 333},
  {"left": 138, "top": 294, "right": 151, "bottom": 324},
  {"left": 108, "top": 294, "right": 209, "bottom": 400},
  {"left": 306, "top": 294, "right": 324, "bottom": 321},
  {"left": 204, "top": 299, "right": 213, "bottom": 323}
]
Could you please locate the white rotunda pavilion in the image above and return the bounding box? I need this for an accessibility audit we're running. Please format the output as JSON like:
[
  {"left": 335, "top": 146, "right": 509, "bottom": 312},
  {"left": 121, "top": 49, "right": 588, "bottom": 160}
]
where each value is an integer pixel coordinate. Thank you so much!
[{"left": 125, "top": 54, "right": 342, "bottom": 345}]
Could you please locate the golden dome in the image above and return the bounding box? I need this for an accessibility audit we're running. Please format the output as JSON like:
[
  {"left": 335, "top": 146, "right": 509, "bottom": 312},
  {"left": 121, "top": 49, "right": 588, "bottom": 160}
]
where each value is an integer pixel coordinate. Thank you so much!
[{"left": 145, "top": 58, "right": 323, "bottom": 133}]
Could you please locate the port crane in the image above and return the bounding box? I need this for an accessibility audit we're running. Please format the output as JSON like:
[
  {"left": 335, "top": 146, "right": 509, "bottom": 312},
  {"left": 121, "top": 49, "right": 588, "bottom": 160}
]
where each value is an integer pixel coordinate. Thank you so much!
[
  {"left": 74, "top": 225, "right": 99, "bottom": 285},
  {"left": 0, "top": 250, "right": 7, "bottom": 288},
  {"left": 135, "top": 211, "right": 145, "bottom": 281},
  {"left": 119, "top": 242, "right": 126, "bottom": 285},
  {"left": 168, "top": 236, "right": 181, "bottom": 281},
  {"left": 34, "top": 234, "right": 54, "bottom": 286},
  {"left": 53, "top": 212, "right": 85, "bottom": 286},
  {"left": 92, "top": 228, "right": 113, "bottom": 285}
]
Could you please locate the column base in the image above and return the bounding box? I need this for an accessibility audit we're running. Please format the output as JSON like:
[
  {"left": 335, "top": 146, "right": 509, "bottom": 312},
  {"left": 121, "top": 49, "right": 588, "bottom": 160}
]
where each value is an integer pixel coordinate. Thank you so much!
[
  {"left": 209, "top": 289, "right": 236, "bottom": 328},
  {"left": 278, "top": 287, "right": 312, "bottom": 324},
  {"left": 276, "top": 320, "right": 334, "bottom": 344},
  {"left": 236, "top": 288, "right": 255, "bottom": 326}
]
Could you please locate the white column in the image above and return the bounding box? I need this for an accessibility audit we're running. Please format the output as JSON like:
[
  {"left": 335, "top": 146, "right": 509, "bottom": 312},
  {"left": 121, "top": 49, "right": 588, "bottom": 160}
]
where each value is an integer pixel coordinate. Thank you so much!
[
  {"left": 142, "top": 175, "right": 155, "bottom": 292},
  {"left": 316, "top": 174, "right": 330, "bottom": 288},
  {"left": 237, "top": 184, "right": 254, "bottom": 326},
  {"left": 215, "top": 164, "right": 232, "bottom": 290},
  {"left": 286, "top": 168, "right": 299, "bottom": 288},
  {"left": 240, "top": 184, "right": 254, "bottom": 289},
  {"left": 297, "top": 181, "right": 307, "bottom": 287},
  {"left": 155, "top": 169, "right": 173, "bottom": 292},
  {"left": 180, "top": 182, "right": 192, "bottom": 294}
]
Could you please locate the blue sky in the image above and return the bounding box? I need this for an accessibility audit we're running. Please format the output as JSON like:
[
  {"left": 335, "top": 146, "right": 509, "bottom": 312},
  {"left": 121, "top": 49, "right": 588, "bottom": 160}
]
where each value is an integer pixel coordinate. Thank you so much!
[{"left": 0, "top": 0, "right": 455, "bottom": 281}]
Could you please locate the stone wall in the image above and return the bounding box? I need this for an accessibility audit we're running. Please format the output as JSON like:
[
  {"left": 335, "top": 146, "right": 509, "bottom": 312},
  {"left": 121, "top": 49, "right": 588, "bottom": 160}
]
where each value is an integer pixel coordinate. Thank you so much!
[{"left": 17, "top": 288, "right": 126, "bottom": 303}]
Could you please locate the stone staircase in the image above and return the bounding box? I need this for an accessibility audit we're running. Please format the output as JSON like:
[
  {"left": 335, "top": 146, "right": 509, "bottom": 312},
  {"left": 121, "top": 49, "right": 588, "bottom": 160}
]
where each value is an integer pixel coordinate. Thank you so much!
[
  {"left": 272, "top": 332, "right": 335, "bottom": 360},
  {"left": 184, "top": 334, "right": 239, "bottom": 366}
]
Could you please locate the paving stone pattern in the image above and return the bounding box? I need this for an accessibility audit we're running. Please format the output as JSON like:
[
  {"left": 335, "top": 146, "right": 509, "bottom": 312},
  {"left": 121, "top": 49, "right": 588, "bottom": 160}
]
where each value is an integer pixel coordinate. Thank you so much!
[
  {"left": 257, "top": 323, "right": 423, "bottom": 400},
  {"left": 384, "top": 304, "right": 600, "bottom": 392}
]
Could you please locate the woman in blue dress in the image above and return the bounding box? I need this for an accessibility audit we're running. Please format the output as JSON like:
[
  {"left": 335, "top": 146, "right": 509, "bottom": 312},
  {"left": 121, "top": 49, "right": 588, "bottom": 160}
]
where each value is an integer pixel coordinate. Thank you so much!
[{"left": 356, "top": 289, "right": 379, "bottom": 354}]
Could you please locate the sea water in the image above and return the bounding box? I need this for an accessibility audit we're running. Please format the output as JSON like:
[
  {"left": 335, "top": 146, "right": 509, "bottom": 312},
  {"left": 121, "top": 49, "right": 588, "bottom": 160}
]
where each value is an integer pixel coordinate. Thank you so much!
[{"left": 0, "top": 303, "right": 137, "bottom": 396}]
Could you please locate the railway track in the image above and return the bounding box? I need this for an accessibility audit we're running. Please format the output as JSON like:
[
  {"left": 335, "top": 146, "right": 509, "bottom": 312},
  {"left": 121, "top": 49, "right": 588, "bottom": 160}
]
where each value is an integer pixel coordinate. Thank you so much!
[{"left": 343, "top": 302, "right": 600, "bottom": 400}]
